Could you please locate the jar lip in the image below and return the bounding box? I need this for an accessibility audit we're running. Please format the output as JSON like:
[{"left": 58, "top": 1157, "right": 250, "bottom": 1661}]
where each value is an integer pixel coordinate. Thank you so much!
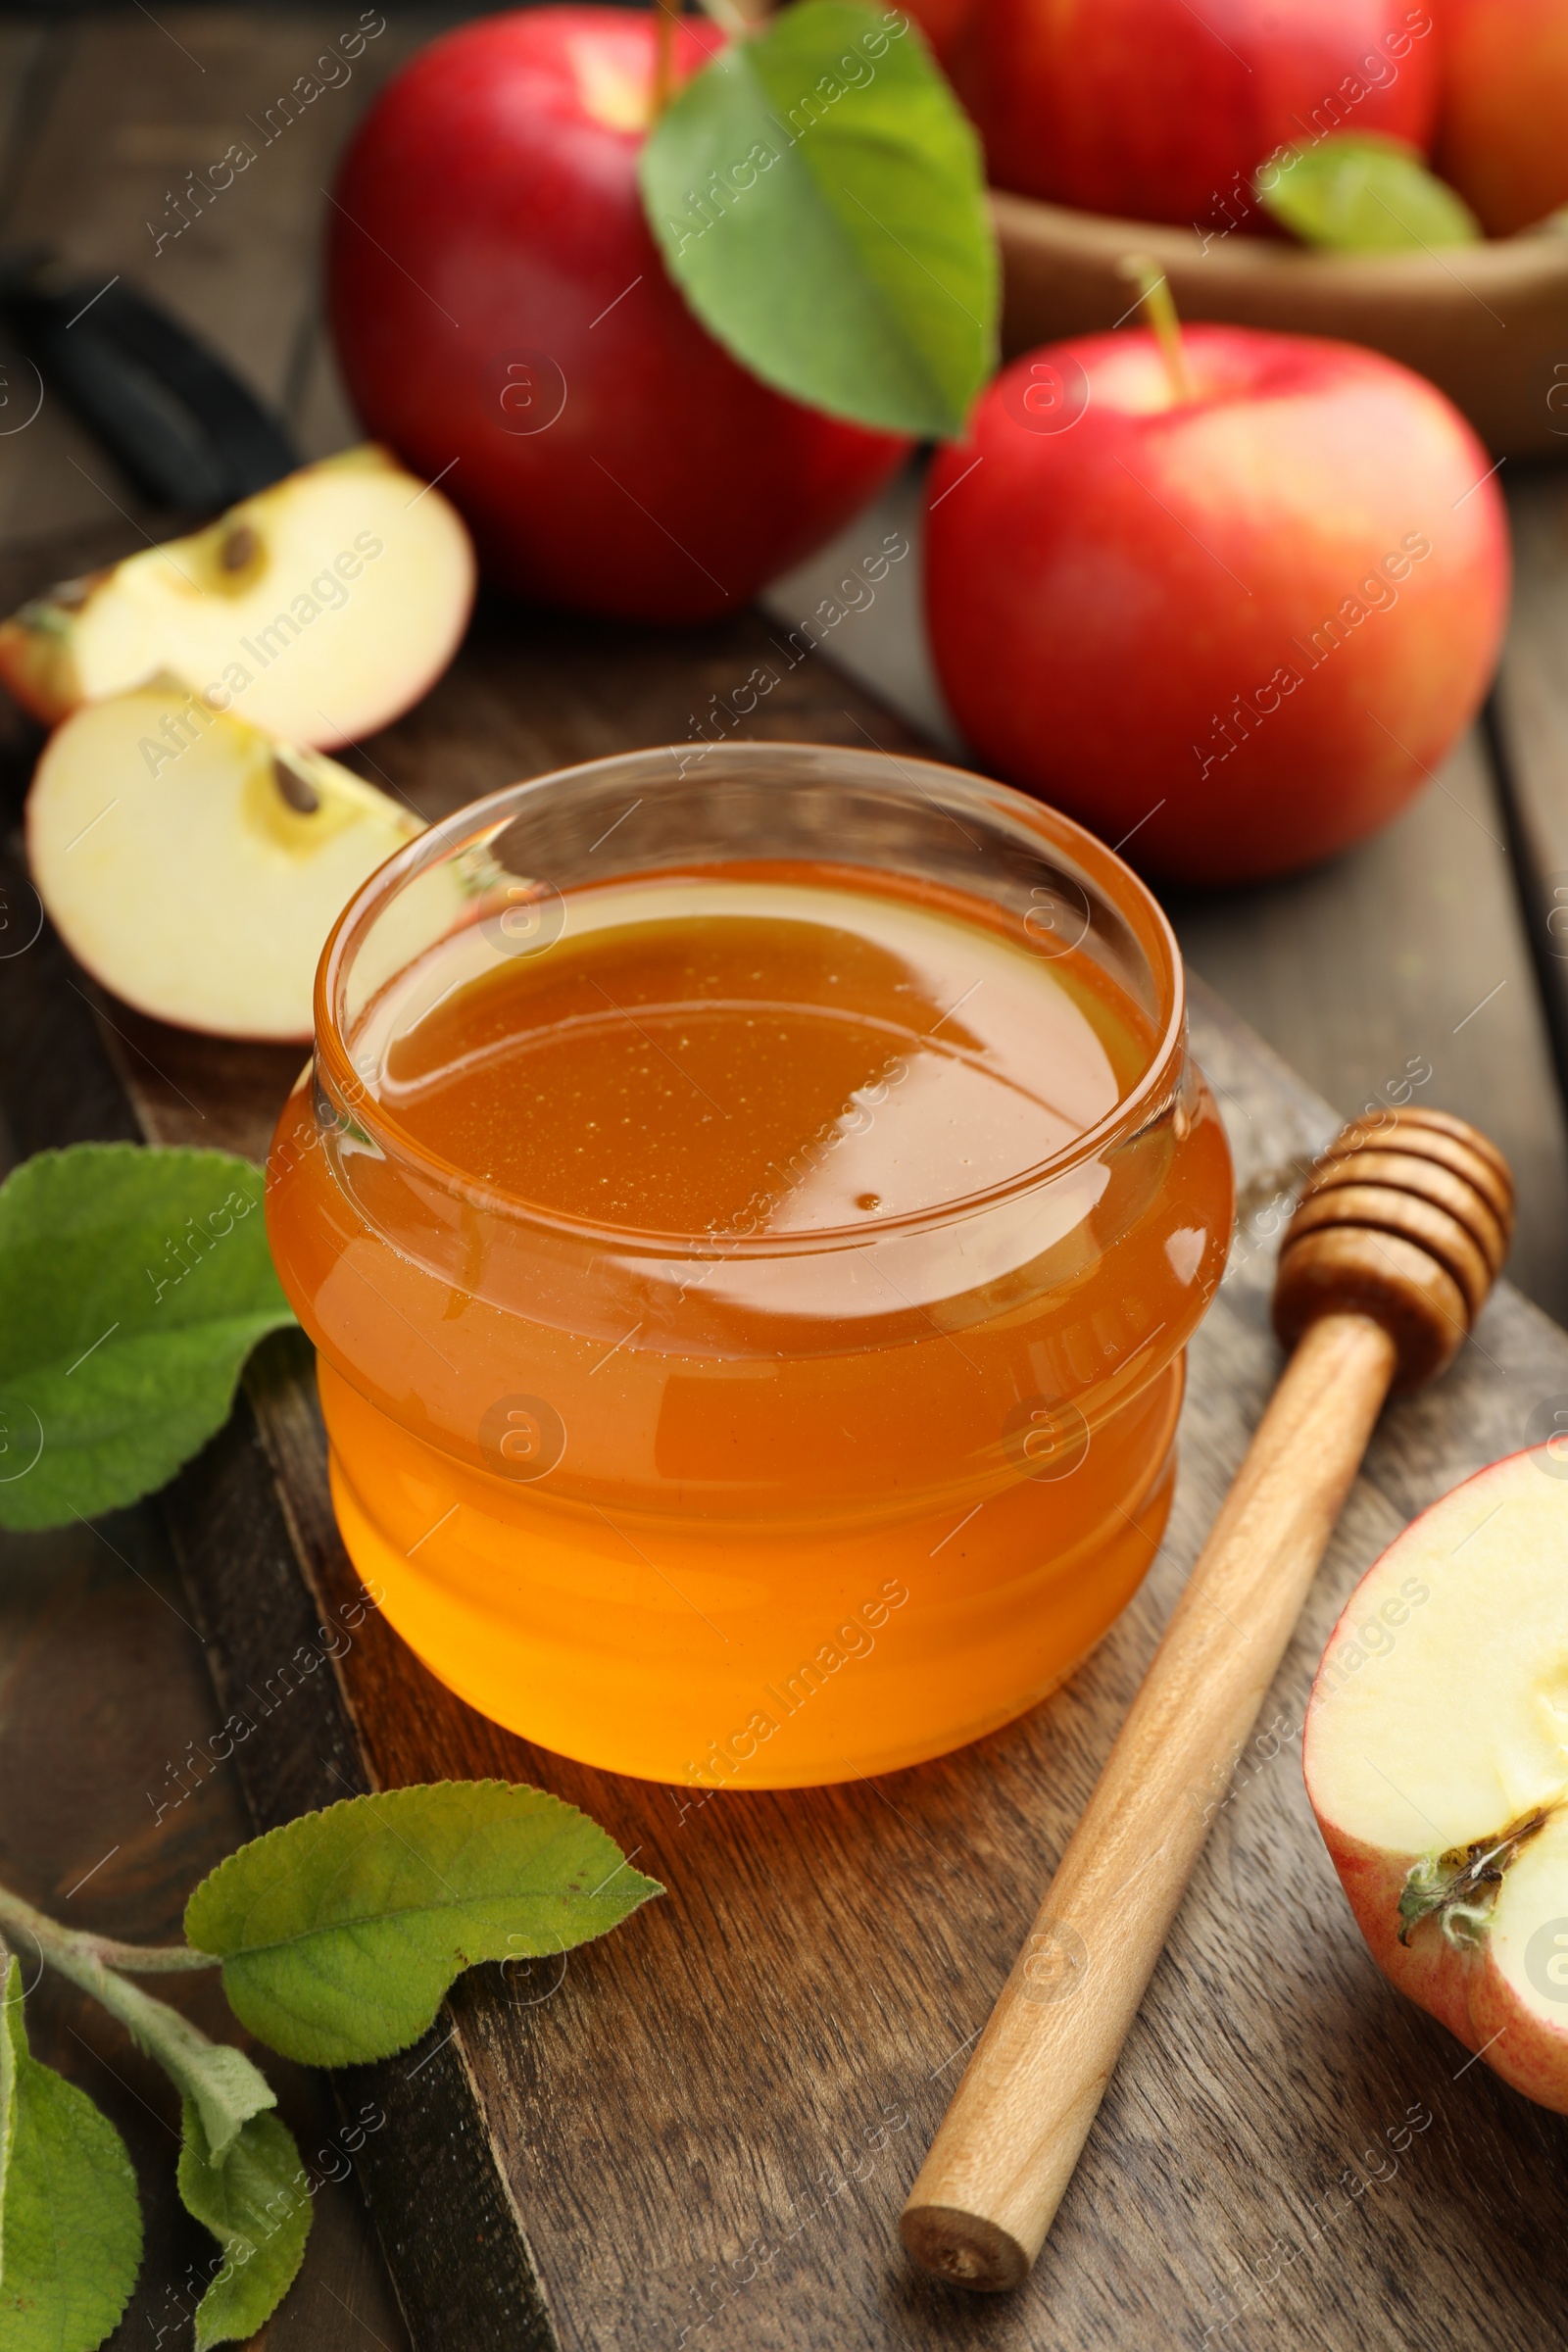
[{"left": 313, "top": 743, "right": 1188, "bottom": 1256}]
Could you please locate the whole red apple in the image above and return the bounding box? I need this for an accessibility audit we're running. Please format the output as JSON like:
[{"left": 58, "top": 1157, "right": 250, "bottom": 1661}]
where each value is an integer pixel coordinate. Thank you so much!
[
  {"left": 923, "top": 326, "right": 1508, "bottom": 885},
  {"left": 1436, "top": 0, "right": 1568, "bottom": 234},
  {"left": 967, "top": 0, "right": 1438, "bottom": 231},
  {"left": 327, "top": 8, "right": 909, "bottom": 623}
]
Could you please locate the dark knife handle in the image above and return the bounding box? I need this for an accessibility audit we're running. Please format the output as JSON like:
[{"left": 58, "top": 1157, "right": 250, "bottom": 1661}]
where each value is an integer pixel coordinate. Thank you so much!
[{"left": 0, "top": 251, "right": 300, "bottom": 510}]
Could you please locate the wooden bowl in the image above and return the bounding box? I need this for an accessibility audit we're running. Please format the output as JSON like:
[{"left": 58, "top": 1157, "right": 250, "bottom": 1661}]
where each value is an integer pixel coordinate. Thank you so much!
[{"left": 993, "top": 188, "right": 1568, "bottom": 459}]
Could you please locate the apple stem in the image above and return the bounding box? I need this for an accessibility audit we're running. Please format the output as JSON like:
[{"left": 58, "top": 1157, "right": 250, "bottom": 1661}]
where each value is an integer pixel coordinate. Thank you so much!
[
  {"left": 1117, "top": 253, "right": 1194, "bottom": 406},
  {"left": 653, "top": 0, "right": 679, "bottom": 117}
]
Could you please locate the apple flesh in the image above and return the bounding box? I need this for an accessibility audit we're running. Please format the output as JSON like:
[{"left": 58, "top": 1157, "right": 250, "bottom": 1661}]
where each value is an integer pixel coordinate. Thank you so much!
[
  {"left": 326, "top": 7, "right": 910, "bottom": 623},
  {"left": 27, "top": 681, "right": 423, "bottom": 1041},
  {"left": 1436, "top": 0, "right": 1568, "bottom": 235},
  {"left": 923, "top": 325, "right": 1509, "bottom": 886},
  {"left": 0, "top": 446, "right": 474, "bottom": 750},
  {"left": 1304, "top": 1446, "right": 1568, "bottom": 2112},
  {"left": 964, "top": 0, "right": 1438, "bottom": 230}
]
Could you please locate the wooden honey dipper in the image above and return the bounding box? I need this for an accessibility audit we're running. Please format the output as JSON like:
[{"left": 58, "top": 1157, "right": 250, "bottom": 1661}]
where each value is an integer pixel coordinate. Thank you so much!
[{"left": 902, "top": 1105, "right": 1513, "bottom": 2292}]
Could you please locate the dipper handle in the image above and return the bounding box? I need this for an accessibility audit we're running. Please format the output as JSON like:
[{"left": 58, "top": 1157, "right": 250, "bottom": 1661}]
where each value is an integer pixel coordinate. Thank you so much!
[{"left": 901, "top": 1107, "right": 1513, "bottom": 2293}]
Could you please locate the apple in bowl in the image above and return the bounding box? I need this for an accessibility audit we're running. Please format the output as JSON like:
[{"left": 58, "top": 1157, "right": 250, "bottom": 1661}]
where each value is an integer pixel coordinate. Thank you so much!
[
  {"left": 1304, "top": 1445, "right": 1568, "bottom": 2111},
  {"left": 963, "top": 0, "right": 1438, "bottom": 231},
  {"left": 1436, "top": 0, "right": 1568, "bottom": 236}
]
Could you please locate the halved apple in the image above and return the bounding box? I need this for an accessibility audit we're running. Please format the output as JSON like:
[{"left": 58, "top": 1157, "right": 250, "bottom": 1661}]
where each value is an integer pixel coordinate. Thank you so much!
[
  {"left": 0, "top": 446, "right": 474, "bottom": 749},
  {"left": 27, "top": 680, "right": 422, "bottom": 1040},
  {"left": 1304, "top": 1446, "right": 1568, "bottom": 2111}
]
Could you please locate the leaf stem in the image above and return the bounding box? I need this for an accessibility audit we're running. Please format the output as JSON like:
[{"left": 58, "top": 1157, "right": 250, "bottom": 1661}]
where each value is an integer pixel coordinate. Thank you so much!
[
  {"left": 0, "top": 1883, "right": 216, "bottom": 1974},
  {"left": 0, "top": 1883, "right": 275, "bottom": 2159},
  {"left": 25, "top": 1931, "right": 219, "bottom": 2081},
  {"left": 1117, "top": 252, "right": 1195, "bottom": 405}
]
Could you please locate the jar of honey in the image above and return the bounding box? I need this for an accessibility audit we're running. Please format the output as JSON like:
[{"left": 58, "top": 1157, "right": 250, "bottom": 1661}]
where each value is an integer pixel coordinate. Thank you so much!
[{"left": 266, "top": 745, "right": 1234, "bottom": 1788}]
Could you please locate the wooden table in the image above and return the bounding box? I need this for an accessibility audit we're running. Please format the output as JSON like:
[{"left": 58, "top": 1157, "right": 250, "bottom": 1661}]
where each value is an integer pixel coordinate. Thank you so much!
[{"left": 5, "top": 13, "right": 1568, "bottom": 2350}]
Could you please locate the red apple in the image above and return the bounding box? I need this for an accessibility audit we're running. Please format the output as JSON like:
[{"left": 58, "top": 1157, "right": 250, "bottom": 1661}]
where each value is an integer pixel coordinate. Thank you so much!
[
  {"left": 326, "top": 7, "right": 909, "bottom": 624},
  {"left": 923, "top": 326, "right": 1508, "bottom": 886},
  {"left": 900, "top": 0, "right": 980, "bottom": 80},
  {"left": 1436, "top": 0, "right": 1568, "bottom": 234},
  {"left": 1303, "top": 1446, "right": 1568, "bottom": 2114},
  {"left": 966, "top": 0, "right": 1438, "bottom": 231}
]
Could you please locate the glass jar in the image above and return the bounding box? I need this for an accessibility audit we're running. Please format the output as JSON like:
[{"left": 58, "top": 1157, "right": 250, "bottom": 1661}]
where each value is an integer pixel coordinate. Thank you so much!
[{"left": 266, "top": 744, "right": 1234, "bottom": 1788}]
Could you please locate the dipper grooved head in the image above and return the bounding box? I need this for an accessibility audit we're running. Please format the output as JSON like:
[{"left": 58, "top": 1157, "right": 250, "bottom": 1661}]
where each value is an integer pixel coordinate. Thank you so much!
[{"left": 1272, "top": 1111, "right": 1511, "bottom": 1392}]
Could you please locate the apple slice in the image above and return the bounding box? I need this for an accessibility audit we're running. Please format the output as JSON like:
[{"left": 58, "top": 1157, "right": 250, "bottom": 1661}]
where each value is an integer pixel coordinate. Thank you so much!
[
  {"left": 1304, "top": 1445, "right": 1568, "bottom": 2111},
  {"left": 0, "top": 445, "right": 474, "bottom": 749},
  {"left": 27, "top": 679, "right": 423, "bottom": 1041}
]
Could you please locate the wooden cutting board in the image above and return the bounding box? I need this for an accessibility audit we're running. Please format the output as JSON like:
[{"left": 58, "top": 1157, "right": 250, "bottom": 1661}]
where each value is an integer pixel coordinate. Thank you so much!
[{"left": 5, "top": 525, "right": 1568, "bottom": 2352}]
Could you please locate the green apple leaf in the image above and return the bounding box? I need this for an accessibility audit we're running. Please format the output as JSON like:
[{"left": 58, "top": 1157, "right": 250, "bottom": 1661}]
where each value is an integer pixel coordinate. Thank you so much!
[
  {"left": 641, "top": 0, "right": 996, "bottom": 437},
  {"left": 183, "top": 1782, "right": 664, "bottom": 2066},
  {"left": 0, "top": 1143, "right": 295, "bottom": 1531},
  {"left": 1257, "top": 134, "right": 1481, "bottom": 252},
  {"left": 0, "top": 1956, "right": 142, "bottom": 2350},
  {"left": 177, "top": 2101, "right": 312, "bottom": 2351}
]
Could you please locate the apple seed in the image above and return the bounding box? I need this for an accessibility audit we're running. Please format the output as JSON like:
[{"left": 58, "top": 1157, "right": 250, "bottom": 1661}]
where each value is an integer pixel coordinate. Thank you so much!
[
  {"left": 271, "top": 755, "right": 320, "bottom": 815},
  {"left": 220, "top": 522, "right": 260, "bottom": 572},
  {"left": 1397, "top": 1801, "right": 1558, "bottom": 1948}
]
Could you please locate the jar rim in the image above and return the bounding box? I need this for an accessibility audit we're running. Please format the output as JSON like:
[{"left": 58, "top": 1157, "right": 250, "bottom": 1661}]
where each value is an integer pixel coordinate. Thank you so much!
[{"left": 313, "top": 743, "right": 1188, "bottom": 1256}]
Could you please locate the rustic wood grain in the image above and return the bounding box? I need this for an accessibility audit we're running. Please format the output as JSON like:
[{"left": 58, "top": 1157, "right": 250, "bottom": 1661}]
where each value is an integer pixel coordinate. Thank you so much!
[
  {"left": 1492, "top": 464, "right": 1568, "bottom": 1115},
  {"left": 0, "top": 6, "right": 435, "bottom": 551},
  {"left": 1167, "top": 723, "right": 1568, "bottom": 1328},
  {"left": 0, "top": 856, "right": 412, "bottom": 2352},
  {"left": 4, "top": 501, "right": 1568, "bottom": 2350}
]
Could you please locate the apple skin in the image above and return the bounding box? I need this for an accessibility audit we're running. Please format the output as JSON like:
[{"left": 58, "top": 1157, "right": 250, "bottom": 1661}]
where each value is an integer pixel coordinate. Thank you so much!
[
  {"left": 923, "top": 326, "right": 1509, "bottom": 886},
  {"left": 326, "top": 8, "right": 910, "bottom": 624},
  {"left": 1435, "top": 0, "right": 1568, "bottom": 235},
  {"left": 1316, "top": 1815, "right": 1568, "bottom": 2112},
  {"left": 965, "top": 0, "right": 1438, "bottom": 229},
  {"left": 899, "top": 0, "right": 979, "bottom": 79}
]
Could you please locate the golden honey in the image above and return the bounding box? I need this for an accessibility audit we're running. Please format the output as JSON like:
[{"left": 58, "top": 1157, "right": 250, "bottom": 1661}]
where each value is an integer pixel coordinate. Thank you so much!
[{"left": 267, "top": 748, "right": 1233, "bottom": 1787}]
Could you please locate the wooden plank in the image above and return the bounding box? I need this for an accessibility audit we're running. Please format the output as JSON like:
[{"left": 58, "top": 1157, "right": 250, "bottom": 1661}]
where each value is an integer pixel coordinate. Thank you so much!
[
  {"left": 290, "top": 325, "right": 363, "bottom": 466},
  {"left": 0, "top": 25, "right": 49, "bottom": 209},
  {"left": 4, "top": 519, "right": 1568, "bottom": 2349},
  {"left": 1490, "top": 464, "right": 1568, "bottom": 1116},
  {"left": 0, "top": 904, "right": 411, "bottom": 2352},
  {"left": 1166, "top": 725, "right": 1568, "bottom": 1329},
  {"left": 0, "top": 8, "right": 435, "bottom": 552}
]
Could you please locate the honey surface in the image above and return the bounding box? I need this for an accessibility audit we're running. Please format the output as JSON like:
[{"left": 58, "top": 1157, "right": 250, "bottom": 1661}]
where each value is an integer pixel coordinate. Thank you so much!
[{"left": 366, "top": 871, "right": 1142, "bottom": 1234}]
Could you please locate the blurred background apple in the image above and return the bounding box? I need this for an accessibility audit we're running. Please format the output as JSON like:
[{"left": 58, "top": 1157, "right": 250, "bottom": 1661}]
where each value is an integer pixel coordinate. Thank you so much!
[
  {"left": 1436, "top": 0, "right": 1568, "bottom": 233},
  {"left": 961, "top": 0, "right": 1438, "bottom": 230}
]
